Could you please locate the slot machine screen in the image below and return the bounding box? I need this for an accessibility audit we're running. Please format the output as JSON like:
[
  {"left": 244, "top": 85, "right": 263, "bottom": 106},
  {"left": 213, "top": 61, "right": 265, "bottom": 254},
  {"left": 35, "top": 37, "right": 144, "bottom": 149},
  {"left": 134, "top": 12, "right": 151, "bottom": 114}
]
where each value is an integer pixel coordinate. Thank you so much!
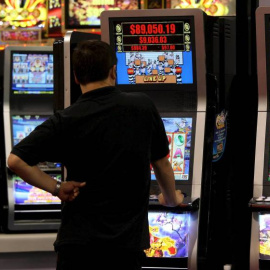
[
  {"left": 145, "top": 211, "right": 190, "bottom": 258},
  {"left": 109, "top": 16, "right": 195, "bottom": 88},
  {"left": 11, "top": 115, "right": 61, "bottom": 170},
  {"left": 10, "top": 51, "right": 54, "bottom": 94},
  {"left": 13, "top": 174, "right": 61, "bottom": 205},
  {"left": 65, "top": 0, "right": 140, "bottom": 29},
  {"left": 259, "top": 213, "right": 270, "bottom": 259},
  {"left": 151, "top": 117, "right": 194, "bottom": 182},
  {"left": 11, "top": 115, "right": 50, "bottom": 146}
]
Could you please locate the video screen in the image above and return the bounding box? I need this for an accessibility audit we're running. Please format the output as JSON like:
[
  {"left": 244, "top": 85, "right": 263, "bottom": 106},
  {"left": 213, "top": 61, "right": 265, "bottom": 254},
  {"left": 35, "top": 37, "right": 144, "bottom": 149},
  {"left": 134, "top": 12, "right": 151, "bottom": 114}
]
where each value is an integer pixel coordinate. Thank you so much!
[
  {"left": 259, "top": 213, "right": 270, "bottom": 259},
  {"left": 12, "top": 115, "right": 50, "bottom": 146},
  {"left": 144, "top": 211, "right": 190, "bottom": 258},
  {"left": 11, "top": 115, "right": 61, "bottom": 169},
  {"left": 169, "top": 0, "right": 236, "bottom": 16},
  {"left": 111, "top": 18, "right": 194, "bottom": 85},
  {"left": 66, "top": 0, "right": 139, "bottom": 29},
  {"left": 0, "top": 0, "right": 47, "bottom": 28},
  {"left": 151, "top": 117, "right": 193, "bottom": 181},
  {"left": 13, "top": 174, "right": 61, "bottom": 205},
  {"left": 11, "top": 52, "right": 53, "bottom": 94}
]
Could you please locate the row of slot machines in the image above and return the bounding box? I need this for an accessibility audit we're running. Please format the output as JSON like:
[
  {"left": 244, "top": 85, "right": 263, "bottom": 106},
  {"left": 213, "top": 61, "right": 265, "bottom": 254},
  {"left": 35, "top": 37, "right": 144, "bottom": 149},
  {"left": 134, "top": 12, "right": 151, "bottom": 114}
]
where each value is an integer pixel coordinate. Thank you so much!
[
  {"left": 0, "top": 8, "right": 235, "bottom": 270},
  {"left": 0, "top": 6, "right": 264, "bottom": 269}
]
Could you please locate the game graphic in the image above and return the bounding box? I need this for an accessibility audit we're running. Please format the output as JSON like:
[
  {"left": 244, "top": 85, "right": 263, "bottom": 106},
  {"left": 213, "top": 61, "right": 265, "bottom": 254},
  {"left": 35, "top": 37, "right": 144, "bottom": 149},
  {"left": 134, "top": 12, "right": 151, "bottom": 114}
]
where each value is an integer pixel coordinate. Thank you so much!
[
  {"left": 151, "top": 117, "right": 192, "bottom": 181},
  {"left": 13, "top": 175, "right": 61, "bottom": 204},
  {"left": 145, "top": 211, "right": 190, "bottom": 258},
  {"left": 0, "top": 0, "right": 47, "bottom": 28},
  {"left": 67, "top": 0, "right": 139, "bottom": 28},
  {"left": 116, "top": 50, "right": 193, "bottom": 85},
  {"left": 259, "top": 214, "right": 270, "bottom": 259},
  {"left": 170, "top": 0, "right": 236, "bottom": 16},
  {"left": 11, "top": 52, "right": 54, "bottom": 94}
]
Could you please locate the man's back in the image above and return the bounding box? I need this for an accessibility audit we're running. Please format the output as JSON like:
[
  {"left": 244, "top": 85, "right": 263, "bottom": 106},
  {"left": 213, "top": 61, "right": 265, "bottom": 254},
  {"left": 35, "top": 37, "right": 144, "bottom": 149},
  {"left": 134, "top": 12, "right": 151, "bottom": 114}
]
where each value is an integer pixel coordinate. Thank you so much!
[
  {"left": 13, "top": 86, "right": 168, "bottom": 250},
  {"left": 55, "top": 87, "right": 158, "bottom": 250}
]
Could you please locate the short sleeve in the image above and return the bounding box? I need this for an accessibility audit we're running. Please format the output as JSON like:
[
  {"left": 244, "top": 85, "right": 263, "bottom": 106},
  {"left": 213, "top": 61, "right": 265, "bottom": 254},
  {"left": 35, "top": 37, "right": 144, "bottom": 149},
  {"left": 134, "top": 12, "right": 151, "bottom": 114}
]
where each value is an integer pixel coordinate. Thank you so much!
[{"left": 150, "top": 103, "right": 169, "bottom": 162}]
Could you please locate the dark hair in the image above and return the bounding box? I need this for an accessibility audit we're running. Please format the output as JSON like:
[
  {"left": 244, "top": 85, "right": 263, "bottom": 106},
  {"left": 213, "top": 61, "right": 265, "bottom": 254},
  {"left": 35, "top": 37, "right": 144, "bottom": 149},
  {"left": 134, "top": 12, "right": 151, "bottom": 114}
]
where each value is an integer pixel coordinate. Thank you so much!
[{"left": 72, "top": 40, "right": 117, "bottom": 85}]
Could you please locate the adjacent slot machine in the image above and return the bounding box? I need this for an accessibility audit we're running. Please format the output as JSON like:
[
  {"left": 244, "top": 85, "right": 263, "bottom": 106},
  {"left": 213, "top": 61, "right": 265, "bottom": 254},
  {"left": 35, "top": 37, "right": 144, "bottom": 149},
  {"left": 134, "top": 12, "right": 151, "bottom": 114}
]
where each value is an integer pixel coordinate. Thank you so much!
[
  {"left": 62, "top": 0, "right": 141, "bottom": 34},
  {"left": 101, "top": 9, "right": 210, "bottom": 270},
  {"left": 1, "top": 46, "right": 62, "bottom": 232},
  {"left": 249, "top": 6, "right": 270, "bottom": 270}
]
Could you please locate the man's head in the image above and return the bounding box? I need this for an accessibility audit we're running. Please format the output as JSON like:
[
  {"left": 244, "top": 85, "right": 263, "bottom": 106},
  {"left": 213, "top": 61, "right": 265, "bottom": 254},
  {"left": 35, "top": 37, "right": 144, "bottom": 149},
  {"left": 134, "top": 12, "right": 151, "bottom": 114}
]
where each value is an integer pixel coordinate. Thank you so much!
[{"left": 72, "top": 40, "right": 117, "bottom": 85}]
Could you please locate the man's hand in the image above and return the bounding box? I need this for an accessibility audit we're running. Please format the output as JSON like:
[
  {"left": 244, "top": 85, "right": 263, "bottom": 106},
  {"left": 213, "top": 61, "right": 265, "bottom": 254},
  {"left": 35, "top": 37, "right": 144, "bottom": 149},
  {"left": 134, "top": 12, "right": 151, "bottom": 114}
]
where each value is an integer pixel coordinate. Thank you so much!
[
  {"left": 58, "top": 181, "right": 86, "bottom": 201},
  {"left": 158, "top": 190, "right": 184, "bottom": 207}
]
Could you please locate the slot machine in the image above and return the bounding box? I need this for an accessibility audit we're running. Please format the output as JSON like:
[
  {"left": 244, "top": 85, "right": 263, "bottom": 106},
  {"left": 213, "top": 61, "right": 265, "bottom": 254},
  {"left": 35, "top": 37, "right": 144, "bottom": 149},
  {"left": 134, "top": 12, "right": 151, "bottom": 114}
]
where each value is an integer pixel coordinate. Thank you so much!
[
  {"left": 100, "top": 8, "right": 215, "bottom": 270},
  {"left": 1, "top": 46, "right": 62, "bottom": 232},
  {"left": 249, "top": 6, "right": 270, "bottom": 270},
  {"left": 57, "top": 8, "right": 238, "bottom": 268}
]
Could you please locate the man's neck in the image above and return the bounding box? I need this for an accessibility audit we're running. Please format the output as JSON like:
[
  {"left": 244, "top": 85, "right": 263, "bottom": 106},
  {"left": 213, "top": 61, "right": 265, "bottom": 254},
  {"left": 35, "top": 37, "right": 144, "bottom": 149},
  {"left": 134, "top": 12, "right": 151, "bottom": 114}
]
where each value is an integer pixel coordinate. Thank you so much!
[{"left": 80, "top": 79, "right": 115, "bottom": 94}]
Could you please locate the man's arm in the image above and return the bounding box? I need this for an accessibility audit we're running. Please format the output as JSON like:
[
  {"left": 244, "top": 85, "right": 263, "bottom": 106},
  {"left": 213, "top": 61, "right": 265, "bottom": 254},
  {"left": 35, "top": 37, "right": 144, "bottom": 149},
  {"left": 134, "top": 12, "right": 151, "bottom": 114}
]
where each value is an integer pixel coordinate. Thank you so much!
[
  {"left": 151, "top": 155, "right": 184, "bottom": 207},
  {"left": 7, "top": 153, "right": 86, "bottom": 202}
]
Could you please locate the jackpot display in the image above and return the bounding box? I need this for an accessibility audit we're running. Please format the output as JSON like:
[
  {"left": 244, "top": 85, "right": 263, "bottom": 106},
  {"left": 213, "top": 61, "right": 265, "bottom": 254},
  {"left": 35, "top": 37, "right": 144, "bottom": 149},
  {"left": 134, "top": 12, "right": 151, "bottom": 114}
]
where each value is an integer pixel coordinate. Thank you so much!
[{"left": 112, "top": 18, "right": 194, "bottom": 86}]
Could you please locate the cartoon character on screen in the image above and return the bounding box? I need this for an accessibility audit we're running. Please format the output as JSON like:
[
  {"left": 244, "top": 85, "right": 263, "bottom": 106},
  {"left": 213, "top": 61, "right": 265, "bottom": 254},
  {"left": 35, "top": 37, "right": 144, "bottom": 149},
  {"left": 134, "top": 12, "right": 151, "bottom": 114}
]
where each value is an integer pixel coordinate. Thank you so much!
[
  {"left": 158, "top": 56, "right": 165, "bottom": 75},
  {"left": 176, "top": 118, "right": 188, "bottom": 133},
  {"left": 164, "top": 59, "right": 169, "bottom": 68},
  {"left": 175, "top": 66, "right": 182, "bottom": 84},
  {"left": 140, "top": 63, "right": 146, "bottom": 76},
  {"left": 135, "top": 66, "right": 141, "bottom": 77},
  {"left": 158, "top": 62, "right": 164, "bottom": 75},
  {"left": 145, "top": 226, "right": 177, "bottom": 258},
  {"left": 260, "top": 216, "right": 270, "bottom": 256},
  {"left": 147, "top": 64, "right": 152, "bottom": 75},
  {"left": 30, "top": 57, "right": 45, "bottom": 73},
  {"left": 152, "top": 60, "right": 157, "bottom": 70},
  {"left": 145, "top": 230, "right": 164, "bottom": 257},
  {"left": 127, "top": 62, "right": 135, "bottom": 84}
]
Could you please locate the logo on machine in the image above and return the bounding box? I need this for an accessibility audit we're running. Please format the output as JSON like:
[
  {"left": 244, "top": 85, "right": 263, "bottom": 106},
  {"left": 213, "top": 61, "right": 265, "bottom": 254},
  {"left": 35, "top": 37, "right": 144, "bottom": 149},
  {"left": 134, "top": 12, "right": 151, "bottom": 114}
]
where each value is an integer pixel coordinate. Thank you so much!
[{"left": 143, "top": 75, "right": 167, "bottom": 82}]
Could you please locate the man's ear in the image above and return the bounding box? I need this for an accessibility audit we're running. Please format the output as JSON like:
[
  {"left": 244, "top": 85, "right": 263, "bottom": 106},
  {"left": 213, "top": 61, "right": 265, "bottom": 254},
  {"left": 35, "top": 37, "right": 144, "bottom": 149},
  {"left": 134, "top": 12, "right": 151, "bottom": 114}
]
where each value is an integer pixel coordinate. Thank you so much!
[
  {"left": 110, "top": 65, "right": 117, "bottom": 80},
  {"left": 73, "top": 72, "right": 80, "bottom": 84}
]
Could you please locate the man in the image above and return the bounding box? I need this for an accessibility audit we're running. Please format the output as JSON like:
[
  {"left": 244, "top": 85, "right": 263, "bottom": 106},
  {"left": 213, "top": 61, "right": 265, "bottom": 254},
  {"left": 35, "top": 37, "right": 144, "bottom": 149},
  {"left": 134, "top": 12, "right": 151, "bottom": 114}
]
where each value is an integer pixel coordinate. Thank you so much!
[{"left": 7, "top": 40, "right": 184, "bottom": 270}]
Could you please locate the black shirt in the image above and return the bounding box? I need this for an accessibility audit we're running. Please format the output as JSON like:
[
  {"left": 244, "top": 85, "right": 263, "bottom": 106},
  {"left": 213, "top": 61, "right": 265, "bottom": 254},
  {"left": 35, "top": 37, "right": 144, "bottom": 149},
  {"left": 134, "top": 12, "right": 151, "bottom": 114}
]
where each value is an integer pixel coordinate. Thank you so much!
[{"left": 11, "top": 86, "right": 169, "bottom": 251}]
